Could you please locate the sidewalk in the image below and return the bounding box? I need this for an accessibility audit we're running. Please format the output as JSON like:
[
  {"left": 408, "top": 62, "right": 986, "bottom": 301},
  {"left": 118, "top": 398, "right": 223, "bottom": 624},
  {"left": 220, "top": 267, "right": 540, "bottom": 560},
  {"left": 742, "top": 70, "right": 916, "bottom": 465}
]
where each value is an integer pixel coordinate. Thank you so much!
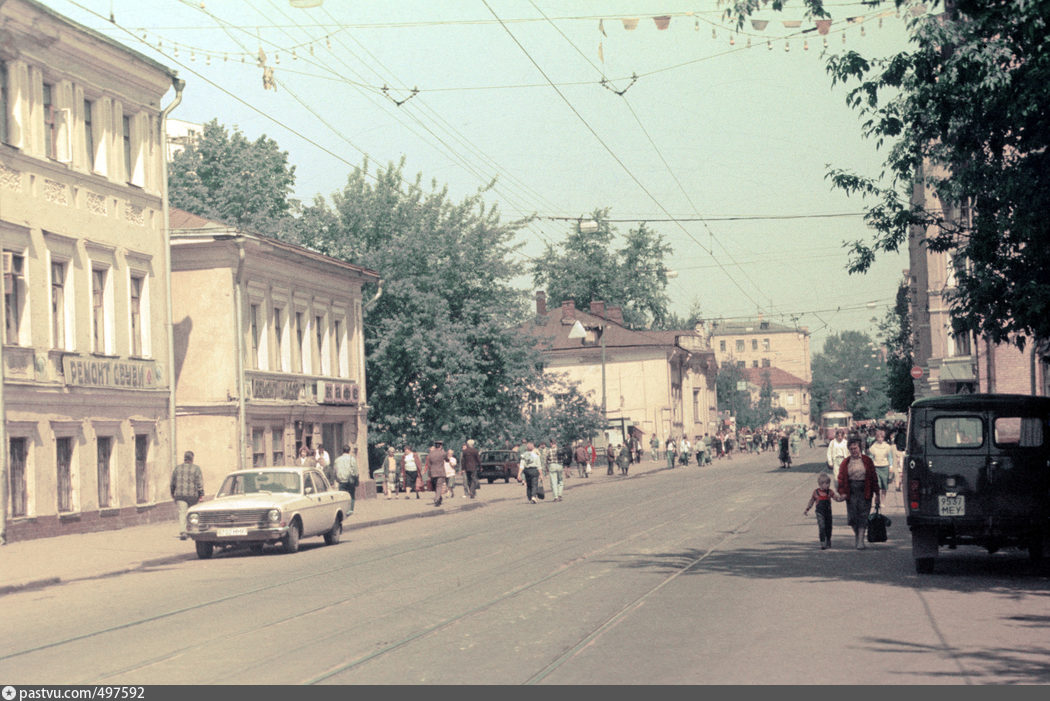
[{"left": 0, "top": 455, "right": 670, "bottom": 597}]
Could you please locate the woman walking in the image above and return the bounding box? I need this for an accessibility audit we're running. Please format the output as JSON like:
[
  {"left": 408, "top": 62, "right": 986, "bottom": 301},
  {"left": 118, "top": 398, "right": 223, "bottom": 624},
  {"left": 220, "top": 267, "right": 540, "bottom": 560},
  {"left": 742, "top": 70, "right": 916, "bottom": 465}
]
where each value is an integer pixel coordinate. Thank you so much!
[{"left": 836, "top": 437, "right": 881, "bottom": 549}]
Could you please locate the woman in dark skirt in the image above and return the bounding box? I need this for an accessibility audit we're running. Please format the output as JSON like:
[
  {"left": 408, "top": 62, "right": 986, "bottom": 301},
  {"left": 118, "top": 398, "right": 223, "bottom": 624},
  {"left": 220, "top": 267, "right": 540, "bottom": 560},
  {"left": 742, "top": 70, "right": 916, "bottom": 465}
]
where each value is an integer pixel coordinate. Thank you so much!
[
  {"left": 778, "top": 431, "right": 791, "bottom": 469},
  {"left": 836, "top": 437, "right": 882, "bottom": 549}
]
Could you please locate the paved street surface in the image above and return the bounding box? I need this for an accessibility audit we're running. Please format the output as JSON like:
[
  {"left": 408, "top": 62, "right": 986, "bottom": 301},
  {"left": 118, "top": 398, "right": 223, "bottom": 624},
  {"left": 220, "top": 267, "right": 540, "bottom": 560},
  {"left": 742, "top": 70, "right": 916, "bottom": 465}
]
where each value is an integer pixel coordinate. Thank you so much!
[{"left": 1, "top": 443, "right": 1048, "bottom": 685}]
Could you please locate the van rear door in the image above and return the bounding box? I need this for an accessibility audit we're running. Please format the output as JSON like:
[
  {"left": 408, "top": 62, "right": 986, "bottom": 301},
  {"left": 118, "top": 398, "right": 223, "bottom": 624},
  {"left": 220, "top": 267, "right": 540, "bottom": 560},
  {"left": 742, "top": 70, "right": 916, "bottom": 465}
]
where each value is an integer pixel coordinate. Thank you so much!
[
  {"left": 988, "top": 413, "right": 1050, "bottom": 524},
  {"left": 926, "top": 411, "right": 988, "bottom": 519}
]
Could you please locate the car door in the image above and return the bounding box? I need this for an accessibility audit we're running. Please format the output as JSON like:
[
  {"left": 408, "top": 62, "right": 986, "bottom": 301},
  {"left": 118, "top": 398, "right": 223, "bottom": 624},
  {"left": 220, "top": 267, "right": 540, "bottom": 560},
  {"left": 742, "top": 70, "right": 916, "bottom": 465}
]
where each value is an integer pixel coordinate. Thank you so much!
[
  {"left": 988, "top": 413, "right": 1049, "bottom": 524},
  {"left": 301, "top": 472, "right": 330, "bottom": 536},
  {"left": 927, "top": 411, "right": 988, "bottom": 520}
]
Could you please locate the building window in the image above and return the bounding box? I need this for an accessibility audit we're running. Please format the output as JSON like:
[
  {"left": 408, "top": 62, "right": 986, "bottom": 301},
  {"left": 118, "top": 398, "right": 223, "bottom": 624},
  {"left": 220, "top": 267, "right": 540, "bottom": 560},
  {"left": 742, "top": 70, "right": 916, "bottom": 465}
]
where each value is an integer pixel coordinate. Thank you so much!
[
  {"left": 736, "top": 340, "right": 745, "bottom": 353},
  {"left": 43, "top": 83, "right": 57, "bottom": 160},
  {"left": 129, "top": 275, "right": 144, "bottom": 356},
  {"left": 271, "top": 427, "right": 284, "bottom": 466},
  {"left": 0, "top": 61, "right": 7, "bottom": 145},
  {"left": 273, "top": 306, "right": 285, "bottom": 371},
  {"left": 248, "top": 303, "right": 260, "bottom": 369},
  {"left": 83, "top": 99, "right": 95, "bottom": 170},
  {"left": 252, "top": 428, "right": 266, "bottom": 467},
  {"left": 737, "top": 360, "right": 745, "bottom": 368},
  {"left": 719, "top": 340, "right": 726, "bottom": 352},
  {"left": 56, "top": 437, "right": 73, "bottom": 513},
  {"left": 92, "top": 267, "right": 108, "bottom": 353},
  {"left": 752, "top": 360, "right": 758, "bottom": 368},
  {"left": 751, "top": 339, "right": 758, "bottom": 351},
  {"left": 763, "top": 338, "right": 770, "bottom": 351},
  {"left": 122, "top": 115, "right": 132, "bottom": 181},
  {"left": 51, "top": 261, "right": 66, "bottom": 349},
  {"left": 952, "top": 331, "right": 972, "bottom": 357},
  {"left": 4, "top": 251, "right": 26, "bottom": 345},
  {"left": 315, "top": 314, "right": 325, "bottom": 374},
  {"left": 97, "top": 436, "right": 113, "bottom": 508},
  {"left": 9, "top": 437, "right": 27, "bottom": 518},
  {"left": 135, "top": 434, "right": 149, "bottom": 504},
  {"left": 295, "top": 311, "right": 305, "bottom": 373},
  {"left": 762, "top": 358, "right": 771, "bottom": 368},
  {"left": 692, "top": 389, "right": 700, "bottom": 418},
  {"left": 334, "top": 318, "right": 345, "bottom": 377}
]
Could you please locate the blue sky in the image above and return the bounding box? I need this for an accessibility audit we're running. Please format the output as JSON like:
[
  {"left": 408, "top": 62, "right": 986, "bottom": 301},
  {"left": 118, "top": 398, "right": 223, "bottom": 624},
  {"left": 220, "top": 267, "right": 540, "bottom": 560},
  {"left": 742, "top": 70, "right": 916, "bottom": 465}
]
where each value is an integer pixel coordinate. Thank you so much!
[{"left": 49, "top": 0, "right": 915, "bottom": 350}]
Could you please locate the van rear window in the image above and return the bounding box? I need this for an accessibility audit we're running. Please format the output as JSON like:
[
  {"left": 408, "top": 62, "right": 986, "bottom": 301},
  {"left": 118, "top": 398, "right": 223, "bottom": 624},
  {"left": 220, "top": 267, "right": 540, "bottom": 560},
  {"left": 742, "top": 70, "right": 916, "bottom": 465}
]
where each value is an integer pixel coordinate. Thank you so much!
[
  {"left": 993, "top": 417, "right": 1044, "bottom": 447},
  {"left": 933, "top": 417, "right": 984, "bottom": 448}
]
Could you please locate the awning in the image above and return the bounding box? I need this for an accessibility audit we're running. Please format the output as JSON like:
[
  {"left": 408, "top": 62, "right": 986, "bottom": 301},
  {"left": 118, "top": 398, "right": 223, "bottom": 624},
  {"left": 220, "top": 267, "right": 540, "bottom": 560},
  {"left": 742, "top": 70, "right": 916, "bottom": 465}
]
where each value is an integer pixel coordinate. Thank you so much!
[{"left": 939, "top": 358, "right": 975, "bottom": 381}]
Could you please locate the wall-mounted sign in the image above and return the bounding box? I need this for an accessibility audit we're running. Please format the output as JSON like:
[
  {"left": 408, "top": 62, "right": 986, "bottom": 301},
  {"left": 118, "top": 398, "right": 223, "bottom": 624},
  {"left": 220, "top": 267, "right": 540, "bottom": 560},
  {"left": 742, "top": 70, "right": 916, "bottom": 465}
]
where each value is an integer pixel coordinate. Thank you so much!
[
  {"left": 62, "top": 355, "right": 163, "bottom": 389},
  {"left": 317, "top": 380, "right": 359, "bottom": 405},
  {"left": 249, "top": 377, "right": 309, "bottom": 401}
]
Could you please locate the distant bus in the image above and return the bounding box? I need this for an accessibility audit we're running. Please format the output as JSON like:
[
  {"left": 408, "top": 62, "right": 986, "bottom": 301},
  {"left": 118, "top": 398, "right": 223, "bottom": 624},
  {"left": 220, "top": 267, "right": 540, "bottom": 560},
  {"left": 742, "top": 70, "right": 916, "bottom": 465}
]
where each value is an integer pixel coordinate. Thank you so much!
[{"left": 819, "top": 410, "right": 853, "bottom": 442}]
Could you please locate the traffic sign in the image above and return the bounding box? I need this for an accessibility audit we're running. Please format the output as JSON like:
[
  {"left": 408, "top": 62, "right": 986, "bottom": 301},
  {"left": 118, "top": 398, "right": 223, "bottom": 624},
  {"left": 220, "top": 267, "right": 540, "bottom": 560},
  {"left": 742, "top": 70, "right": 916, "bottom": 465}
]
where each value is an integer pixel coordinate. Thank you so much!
[{"left": 910, "top": 366, "right": 924, "bottom": 379}]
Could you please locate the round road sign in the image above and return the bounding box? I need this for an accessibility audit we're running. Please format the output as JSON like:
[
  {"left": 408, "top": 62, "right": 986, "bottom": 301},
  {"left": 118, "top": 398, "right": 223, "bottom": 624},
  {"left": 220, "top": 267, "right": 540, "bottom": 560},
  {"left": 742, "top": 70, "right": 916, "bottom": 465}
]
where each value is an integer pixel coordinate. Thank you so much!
[{"left": 910, "top": 366, "right": 923, "bottom": 379}]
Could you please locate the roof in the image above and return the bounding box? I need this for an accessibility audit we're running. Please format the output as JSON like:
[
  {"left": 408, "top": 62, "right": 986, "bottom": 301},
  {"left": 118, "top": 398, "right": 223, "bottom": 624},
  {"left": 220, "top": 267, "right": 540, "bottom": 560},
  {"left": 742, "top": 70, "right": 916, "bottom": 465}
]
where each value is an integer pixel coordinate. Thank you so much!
[
  {"left": 709, "top": 319, "right": 808, "bottom": 336},
  {"left": 740, "top": 366, "right": 808, "bottom": 387},
  {"left": 520, "top": 304, "right": 712, "bottom": 356},
  {"left": 911, "top": 394, "right": 1050, "bottom": 410}
]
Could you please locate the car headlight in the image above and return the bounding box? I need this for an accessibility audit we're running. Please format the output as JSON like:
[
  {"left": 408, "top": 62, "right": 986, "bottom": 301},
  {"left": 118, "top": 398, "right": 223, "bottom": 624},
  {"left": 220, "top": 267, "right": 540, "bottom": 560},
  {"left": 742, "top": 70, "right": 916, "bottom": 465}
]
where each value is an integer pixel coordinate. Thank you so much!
[
  {"left": 267, "top": 509, "right": 280, "bottom": 523},
  {"left": 188, "top": 513, "right": 199, "bottom": 526}
]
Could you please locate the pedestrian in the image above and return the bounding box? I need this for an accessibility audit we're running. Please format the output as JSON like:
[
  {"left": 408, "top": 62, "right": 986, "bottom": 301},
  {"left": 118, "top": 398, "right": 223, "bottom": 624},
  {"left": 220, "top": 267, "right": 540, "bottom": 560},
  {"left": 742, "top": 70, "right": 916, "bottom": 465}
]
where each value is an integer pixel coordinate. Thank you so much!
[
  {"left": 426, "top": 440, "right": 447, "bottom": 507},
  {"left": 383, "top": 446, "right": 399, "bottom": 499},
  {"left": 826, "top": 429, "right": 849, "bottom": 485},
  {"left": 790, "top": 429, "right": 800, "bottom": 457},
  {"left": 171, "top": 450, "right": 204, "bottom": 540},
  {"left": 546, "top": 440, "right": 565, "bottom": 502},
  {"left": 315, "top": 444, "right": 331, "bottom": 472},
  {"left": 665, "top": 437, "right": 677, "bottom": 469},
  {"left": 606, "top": 443, "right": 616, "bottom": 475},
  {"left": 867, "top": 428, "right": 894, "bottom": 502},
  {"left": 891, "top": 422, "right": 907, "bottom": 492},
  {"left": 679, "top": 435, "right": 691, "bottom": 466},
  {"left": 445, "top": 448, "right": 459, "bottom": 498},
  {"left": 295, "top": 445, "right": 314, "bottom": 467},
  {"left": 461, "top": 439, "right": 481, "bottom": 499},
  {"left": 803, "top": 473, "right": 845, "bottom": 549},
  {"left": 807, "top": 426, "right": 816, "bottom": 448},
  {"left": 617, "top": 443, "right": 631, "bottom": 475},
  {"left": 560, "top": 441, "right": 574, "bottom": 478},
  {"left": 518, "top": 441, "right": 543, "bottom": 503},
  {"left": 402, "top": 445, "right": 421, "bottom": 499},
  {"left": 778, "top": 431, "right": 792, "bottom": 469},
  {"left": 650, "top": 434, "right": 661, "bottom": 461},
  {"left": 574, "top": 440, "right": 589, "bottom": 479},
  {"left": 837, "top": 437, "right": 882, "bottom": 549},
  {"left": 586, "top": 440, "right": 597, "bottom": 477},
  {"left": 333, "top": 444, "right": 359, "bottom": 514}
]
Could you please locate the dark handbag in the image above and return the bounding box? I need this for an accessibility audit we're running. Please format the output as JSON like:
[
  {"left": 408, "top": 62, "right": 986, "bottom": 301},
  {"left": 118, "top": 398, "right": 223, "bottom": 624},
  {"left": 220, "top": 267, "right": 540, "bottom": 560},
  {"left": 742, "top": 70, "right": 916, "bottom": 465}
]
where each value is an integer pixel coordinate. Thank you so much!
[
  {"left": 535, "top": 476, "right": 546, "bottom": 500},
  {"left": 867, "top": 506, "right": 890, "bottom": 543}
]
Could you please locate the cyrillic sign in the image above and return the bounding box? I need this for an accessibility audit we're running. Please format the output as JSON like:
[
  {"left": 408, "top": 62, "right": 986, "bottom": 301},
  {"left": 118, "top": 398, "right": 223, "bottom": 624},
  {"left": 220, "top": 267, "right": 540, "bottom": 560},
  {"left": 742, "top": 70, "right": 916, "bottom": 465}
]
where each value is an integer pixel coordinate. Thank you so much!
[{"left": 62, "top": 355, "right": 163, "bottom": 389}]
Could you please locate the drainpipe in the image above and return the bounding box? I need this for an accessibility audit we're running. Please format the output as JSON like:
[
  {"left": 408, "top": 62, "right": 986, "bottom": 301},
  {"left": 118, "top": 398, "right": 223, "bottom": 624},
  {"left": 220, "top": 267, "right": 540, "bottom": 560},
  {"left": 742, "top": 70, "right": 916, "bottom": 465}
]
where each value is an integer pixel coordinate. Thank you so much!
[
  {"left": 0, "top": 234, "right": 7, "bottom": 544},
  {"left": 234, "top": 239, "right": 247, "bottom": 468},
  {"left": 161, "top": 76, "right": 186, "bottom": 486},
  {"left": 363, "top": 281, "right": 383, "bottom": 311}
]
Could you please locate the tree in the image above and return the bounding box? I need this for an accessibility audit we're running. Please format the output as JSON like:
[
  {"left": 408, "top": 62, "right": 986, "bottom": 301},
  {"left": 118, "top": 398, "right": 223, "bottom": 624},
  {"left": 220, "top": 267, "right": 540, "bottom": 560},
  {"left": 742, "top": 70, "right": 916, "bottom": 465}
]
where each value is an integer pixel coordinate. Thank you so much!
[
  {"left": 520, "top": 382, "right": 606, "bottom": 450},
  {"left": 811, "top": 330, "right": 890, "bottom": 421},
  {"left": 289, "top": 158, "right": 546, "bottom": 450},
  {"left": 530, "top": 209, "right": 674, "bottom": 329},
  {"left": 727, "top": 1, "right": 1050, "bottom": 352},
  {"left": 168, "top": 119, "right": 298, "bottom": 237},
  {"left": 879, "top": 281, "right": 915, "bottom": 412}
]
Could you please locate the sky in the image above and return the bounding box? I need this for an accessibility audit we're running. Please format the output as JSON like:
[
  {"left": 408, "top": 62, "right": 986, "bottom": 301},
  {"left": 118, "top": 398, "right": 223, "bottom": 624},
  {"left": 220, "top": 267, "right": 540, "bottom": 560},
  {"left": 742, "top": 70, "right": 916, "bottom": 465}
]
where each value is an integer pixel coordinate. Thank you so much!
[{"left": 47, "top": 0, "right": 917, "bottom": 351}]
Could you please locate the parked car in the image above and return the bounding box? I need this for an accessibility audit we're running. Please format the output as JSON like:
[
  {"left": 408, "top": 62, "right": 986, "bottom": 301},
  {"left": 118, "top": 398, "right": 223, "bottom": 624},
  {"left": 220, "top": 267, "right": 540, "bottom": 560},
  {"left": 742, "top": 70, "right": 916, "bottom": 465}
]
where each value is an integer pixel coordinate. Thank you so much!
[
  {"left": 478, "top": 449, "right": 519, "bottom": 483},
  {"left": 185, "top": 466, "right": 351, "bottom": 559},
  {"left": 904, "top": 394, "right": 1050, "bottom": 573}
]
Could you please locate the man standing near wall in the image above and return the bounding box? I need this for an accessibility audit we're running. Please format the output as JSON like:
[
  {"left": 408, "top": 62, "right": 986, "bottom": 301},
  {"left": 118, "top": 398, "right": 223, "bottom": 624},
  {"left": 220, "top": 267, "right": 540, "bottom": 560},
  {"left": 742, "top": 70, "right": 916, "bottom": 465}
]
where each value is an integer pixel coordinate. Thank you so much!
[
  {"left": 461, "top": 439, "right": 481, "bottom": 499},
  {"left": 171, "top": 451, "right": 204, "bottom": 540},
  {"left": 334, "top": 444, "right": 359, "bottom": 514}
]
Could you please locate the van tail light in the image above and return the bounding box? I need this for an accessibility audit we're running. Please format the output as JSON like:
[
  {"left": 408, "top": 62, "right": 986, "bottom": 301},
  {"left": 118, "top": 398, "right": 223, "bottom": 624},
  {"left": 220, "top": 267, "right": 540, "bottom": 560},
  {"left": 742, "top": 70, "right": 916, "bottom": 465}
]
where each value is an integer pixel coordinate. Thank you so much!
[{"left": 909, "top": 479, "right": 921, "bottom": 510}]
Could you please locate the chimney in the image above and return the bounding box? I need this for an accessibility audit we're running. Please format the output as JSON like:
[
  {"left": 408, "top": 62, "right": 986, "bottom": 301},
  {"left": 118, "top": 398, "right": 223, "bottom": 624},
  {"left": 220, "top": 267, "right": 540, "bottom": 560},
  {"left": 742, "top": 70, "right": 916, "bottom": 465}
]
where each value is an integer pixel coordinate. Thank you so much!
[
  {"left": 606, "top": 306, "right": 623, "bottom": 325},
  {"left": 560, "top": 300, "right": 576, "bottom": 321},
  {"left": 589, "top": 300, "right": 606, "bottom": 318},
  {"left": 536, "top": 290, "right": 547, "bottom": 316}
]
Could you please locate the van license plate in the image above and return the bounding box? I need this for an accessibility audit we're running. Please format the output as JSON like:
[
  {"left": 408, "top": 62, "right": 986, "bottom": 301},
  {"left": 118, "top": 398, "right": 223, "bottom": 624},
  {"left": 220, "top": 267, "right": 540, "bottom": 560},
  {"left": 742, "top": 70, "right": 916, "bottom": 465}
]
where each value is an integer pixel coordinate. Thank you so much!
[
  {"left": 938, "top": 495, "right": 965, "bottom": 516},
  {"left": 217, "top": 527, "right": 248, "bottom": 537}
]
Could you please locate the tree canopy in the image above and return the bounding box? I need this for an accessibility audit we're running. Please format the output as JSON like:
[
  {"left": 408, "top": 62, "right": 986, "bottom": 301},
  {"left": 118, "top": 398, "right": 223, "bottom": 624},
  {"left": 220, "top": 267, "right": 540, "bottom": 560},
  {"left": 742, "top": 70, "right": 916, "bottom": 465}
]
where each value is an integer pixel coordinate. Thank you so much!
[
  {"left": 810, "top": 330, "right": 890, "bottom": 421},
  {"left": 168, "top": 119, "right": 298, "bottom": 237},
  {"left": 530, "top": 209, "right": 674, "bottom": 329},
  {"left": 728, "top": 1, "right": 1050, "bottom": 352}
]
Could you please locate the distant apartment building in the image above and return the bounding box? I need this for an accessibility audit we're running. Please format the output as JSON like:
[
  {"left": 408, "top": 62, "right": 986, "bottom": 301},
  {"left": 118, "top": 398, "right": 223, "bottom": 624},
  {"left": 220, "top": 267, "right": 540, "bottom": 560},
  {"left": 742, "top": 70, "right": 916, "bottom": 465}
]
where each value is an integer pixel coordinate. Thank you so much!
[
  {"left": 739, "top": 367, "right": 810, "bottom": 427},
  {"left": 1, "top": 0, "right": 181, "bottom": 541},
  {"left": 165, "top": 118, "right": 202, "bottom": 160},
  {"left": 169, "top": 210, "right": 379, "bottom": 492}
]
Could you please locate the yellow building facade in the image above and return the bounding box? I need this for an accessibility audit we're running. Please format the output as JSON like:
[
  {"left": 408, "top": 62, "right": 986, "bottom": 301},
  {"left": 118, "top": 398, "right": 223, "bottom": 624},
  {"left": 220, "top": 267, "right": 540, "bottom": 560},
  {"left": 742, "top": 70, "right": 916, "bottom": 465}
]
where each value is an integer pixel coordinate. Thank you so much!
[{"left": 1, "top": 0, "right": 181, "bottom": 541}]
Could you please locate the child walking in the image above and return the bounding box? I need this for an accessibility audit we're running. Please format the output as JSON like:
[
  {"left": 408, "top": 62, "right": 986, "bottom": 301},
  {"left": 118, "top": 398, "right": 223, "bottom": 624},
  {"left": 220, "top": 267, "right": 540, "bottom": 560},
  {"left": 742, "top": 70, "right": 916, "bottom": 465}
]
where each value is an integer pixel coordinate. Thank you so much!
[{"left": 803, "top": 473, "right": 845, "bottom": 549}]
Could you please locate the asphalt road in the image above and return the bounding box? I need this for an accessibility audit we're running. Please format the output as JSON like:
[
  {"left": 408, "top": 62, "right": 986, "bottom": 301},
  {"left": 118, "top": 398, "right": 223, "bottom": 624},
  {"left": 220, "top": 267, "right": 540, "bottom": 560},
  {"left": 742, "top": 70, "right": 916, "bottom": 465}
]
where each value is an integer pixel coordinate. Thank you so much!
[{"left": 1, "top": 444, "right": 1048, "bottom": 685}]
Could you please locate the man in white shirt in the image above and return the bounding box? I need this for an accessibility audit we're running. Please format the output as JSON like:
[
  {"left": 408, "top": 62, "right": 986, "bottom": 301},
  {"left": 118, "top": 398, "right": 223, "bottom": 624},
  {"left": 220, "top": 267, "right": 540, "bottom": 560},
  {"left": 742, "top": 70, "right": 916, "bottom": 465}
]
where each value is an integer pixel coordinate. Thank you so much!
[{"left": 826, "top": 429, "right": 850, "bottom": 482}]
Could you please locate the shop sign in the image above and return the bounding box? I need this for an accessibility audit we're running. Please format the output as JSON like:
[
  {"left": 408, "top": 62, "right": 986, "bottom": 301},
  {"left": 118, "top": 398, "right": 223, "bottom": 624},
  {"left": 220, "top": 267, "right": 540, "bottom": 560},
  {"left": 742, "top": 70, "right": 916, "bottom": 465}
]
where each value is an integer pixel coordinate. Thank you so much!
[
  {"left": 317, "top": 380, "right": 359, "bottom": 405},
  {"left": 63, "top": 355, "right": 163, "bottom": 389},
  {"left": 250, "top": 377, "right": 309, "bottom": 401}
]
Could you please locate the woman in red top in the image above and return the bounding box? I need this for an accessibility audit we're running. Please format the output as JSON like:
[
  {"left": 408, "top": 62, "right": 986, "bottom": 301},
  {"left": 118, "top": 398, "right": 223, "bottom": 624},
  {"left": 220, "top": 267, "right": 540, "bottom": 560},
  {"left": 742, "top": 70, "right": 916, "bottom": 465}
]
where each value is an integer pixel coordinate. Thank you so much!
[{"left": 837, "top": 437, "right": 882, "bottom": 549}]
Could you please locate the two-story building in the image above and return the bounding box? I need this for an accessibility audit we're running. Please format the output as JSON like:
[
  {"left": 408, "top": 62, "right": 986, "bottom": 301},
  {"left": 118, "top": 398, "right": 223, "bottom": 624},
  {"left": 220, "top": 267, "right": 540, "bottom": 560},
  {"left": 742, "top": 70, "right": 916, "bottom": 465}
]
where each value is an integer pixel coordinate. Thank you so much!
[
  {"left": 522, "top": 292, "right": 718, "bottom": 448},
  {"left": 169, "top": 209, "right": 379, "bottom": 492},
  {"left": 1, "top": 0, "right": 182, "bottom": 541},
  {"left": 709, "top": 318, "right": 812, "bottom": 384}
]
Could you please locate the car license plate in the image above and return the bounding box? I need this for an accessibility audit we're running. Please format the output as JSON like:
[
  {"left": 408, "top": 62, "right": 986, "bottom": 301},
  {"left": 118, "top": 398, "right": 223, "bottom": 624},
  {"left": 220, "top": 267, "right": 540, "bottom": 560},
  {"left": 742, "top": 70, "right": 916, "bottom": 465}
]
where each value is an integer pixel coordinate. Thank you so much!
[
  {"left": 216, "top": 527, "right": 248, "bottom": 537},
  {"left": 938, "top": 495, "right": 965, "bottom": 516}
]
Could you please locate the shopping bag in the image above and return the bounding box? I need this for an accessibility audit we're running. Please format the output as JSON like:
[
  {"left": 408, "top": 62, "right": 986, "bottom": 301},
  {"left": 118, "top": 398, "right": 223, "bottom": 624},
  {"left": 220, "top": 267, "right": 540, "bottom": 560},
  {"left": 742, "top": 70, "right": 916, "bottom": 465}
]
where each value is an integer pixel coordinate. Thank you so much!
[
  {"left": 867, "top": 506, "right": 890, "bottom": 543},
  {"left": 536, "top": 478, "right": 546, "bottom": 500}
]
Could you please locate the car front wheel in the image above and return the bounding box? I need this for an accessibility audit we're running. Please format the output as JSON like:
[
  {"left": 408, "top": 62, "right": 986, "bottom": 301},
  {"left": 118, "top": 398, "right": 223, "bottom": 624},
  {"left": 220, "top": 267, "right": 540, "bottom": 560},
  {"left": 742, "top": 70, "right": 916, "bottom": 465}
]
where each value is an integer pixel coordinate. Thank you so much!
[
  {"left": 324, "top": 517, "right": 342, "bottom": 545},
  {"left": 282, "top": 521, "right": 301, "bottom": 554},
  {"left": 195, "top": 541, "right": 214, "bottom": 559}
]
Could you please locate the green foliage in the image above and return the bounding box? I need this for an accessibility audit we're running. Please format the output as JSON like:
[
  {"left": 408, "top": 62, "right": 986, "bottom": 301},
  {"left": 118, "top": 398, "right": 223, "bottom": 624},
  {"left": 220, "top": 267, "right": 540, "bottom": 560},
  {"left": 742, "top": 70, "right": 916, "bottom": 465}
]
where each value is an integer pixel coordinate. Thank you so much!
[
  {"left": 519, "top": 382, "right": 605, "bottom": 449},
  {"left": 879, "top": 281, "right": 916, "bottom": 412},
  {"left": 168, "top": 119, "right": 298, "bottom": 237},
  {"left": 288, "top": 158, "right": 556, "bottom": 450},
  {"left": 530, "top": 209, "right": 674, "bottom": 328},
  {"left": 715, "top": 365, "right": 785, "bottom": 430},
  {"left": 811, "top": 330, "right": 890, "bottom": 421}
]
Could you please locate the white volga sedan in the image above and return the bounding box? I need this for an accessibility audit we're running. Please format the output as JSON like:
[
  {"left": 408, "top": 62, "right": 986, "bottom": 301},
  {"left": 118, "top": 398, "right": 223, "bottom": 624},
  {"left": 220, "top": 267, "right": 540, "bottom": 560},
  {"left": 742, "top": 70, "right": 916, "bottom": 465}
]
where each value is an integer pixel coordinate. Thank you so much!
[{"left": 186, "top": 466, "right": 351, "bottom": 559}]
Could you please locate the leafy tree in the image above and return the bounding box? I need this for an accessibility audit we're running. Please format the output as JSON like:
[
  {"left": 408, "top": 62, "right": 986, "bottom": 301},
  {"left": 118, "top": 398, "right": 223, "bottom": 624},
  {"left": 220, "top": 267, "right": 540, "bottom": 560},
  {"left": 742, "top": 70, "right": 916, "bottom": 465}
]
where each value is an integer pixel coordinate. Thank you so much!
[
  {"left": 290, "top": 158, "right": 558, "bottom": 450},
  {"left": 879, "top": 282, "right": 916, "bottom": 412},
  {"left": 530, "top": 209, "right": 674, "bottom": 328},
  {"left": 727, "top": 1, "right": 1050, "bottom": 352},
  {"left": 520, "top": 382, "right": 605, "bottom": 450},
  {"left": 811, "top": 330, "right": 890, "bottom": 421},
  {"left": 168, "top": 119, "right": 298, "bottom": 237},
  {"left": 652, "top": 298, "right": 705, "bottom": 332}
]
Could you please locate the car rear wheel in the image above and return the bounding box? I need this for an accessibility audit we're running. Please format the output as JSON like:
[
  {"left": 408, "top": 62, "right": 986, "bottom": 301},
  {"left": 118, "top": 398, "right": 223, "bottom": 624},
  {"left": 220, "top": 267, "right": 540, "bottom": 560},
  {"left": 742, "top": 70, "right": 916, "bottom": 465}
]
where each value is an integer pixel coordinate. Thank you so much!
[
  {"left": 504, "top": 477, "right": 509, "bottom": 483},
  {"left": 195, "top": 541, "right": 214, "bottom": 560},
  {"left": 487, "top": 478, "right": 494, "bottom": 484},
  {"left": 282, "top": 520, "right": 301, "bottom": 554},
  {"left": 915, "top": 557, "right": 935, "bottom": 574},
  {"left": 324, "top": 517, "right": 342, "bottom": 545},
  {"left": 1028, "top": 531, "right": 1045, "bottom": 565}
]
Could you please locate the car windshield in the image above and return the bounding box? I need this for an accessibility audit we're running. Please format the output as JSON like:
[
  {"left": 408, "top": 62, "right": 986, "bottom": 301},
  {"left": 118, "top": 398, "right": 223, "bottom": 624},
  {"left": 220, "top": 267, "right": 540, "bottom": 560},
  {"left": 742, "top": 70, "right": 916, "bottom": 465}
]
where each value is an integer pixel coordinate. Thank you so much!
[
  {"left": 481, "top": 451, "right": 512, "bottom": 462},
  {"left": 218, "top": 471, "right": 301, "bottom": 496}
]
